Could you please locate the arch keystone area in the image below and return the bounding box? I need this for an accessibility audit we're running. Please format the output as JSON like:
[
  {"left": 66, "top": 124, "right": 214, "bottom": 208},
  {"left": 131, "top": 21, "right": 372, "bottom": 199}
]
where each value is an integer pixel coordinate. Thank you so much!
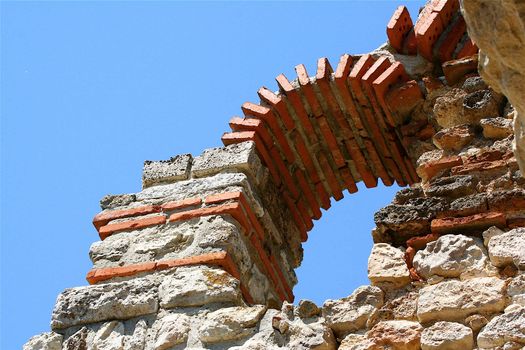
[{"left": 24, "top": 1, "right": 525, "bottom": 349}]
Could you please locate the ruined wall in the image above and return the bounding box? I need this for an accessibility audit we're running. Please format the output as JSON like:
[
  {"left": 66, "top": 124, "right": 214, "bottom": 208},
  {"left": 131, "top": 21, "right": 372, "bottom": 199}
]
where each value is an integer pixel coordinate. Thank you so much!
[{"left": 24, "top": 1, "right": 525, "bottom": 349}]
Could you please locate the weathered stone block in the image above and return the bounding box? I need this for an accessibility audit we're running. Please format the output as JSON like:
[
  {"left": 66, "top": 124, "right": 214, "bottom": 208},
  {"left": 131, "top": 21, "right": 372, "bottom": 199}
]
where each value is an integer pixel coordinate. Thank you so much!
[
  {"left": 158, "top": 266, "right": 241, "bottom": 308},
  {"left": 432, "top": 124, "right": 475, "bottom": 151},
  {"left": 151, "top": 313, "right": 191, "bottom": 350},
  {"left": 421, "top": 321, "right": 474, "bottom": 350},
  {"left": 481, "top": 117, "right": 513, "bottom": 139},
  {"left": 487, "top": 228, "right": 525, "bottom": 269},
  {"left": 142, "top": 154, "right": 192, "bottom": 188},
  {"left": 51, "top": 277, "right": 159, "bottom": 330},
  {"left": 23, "top": 332, "right": 63, "bottom": 350},
  {"left": 367, "top": 320, "right": 423, "bottom": 350},
  {"left": 192, "top": 141, "right": 263, "bottom": 183},
  {"left": 477, "top": 307, "right": 525, "bottom": 349},
  {"left": 417, "top": 277, "right": 506, "bottom": 323},
  {"left": 368, "top": 243, "right": 410, "bottom": 287},
  {"left": 322, "top": 285, "right": 384, "bottom": 337}
]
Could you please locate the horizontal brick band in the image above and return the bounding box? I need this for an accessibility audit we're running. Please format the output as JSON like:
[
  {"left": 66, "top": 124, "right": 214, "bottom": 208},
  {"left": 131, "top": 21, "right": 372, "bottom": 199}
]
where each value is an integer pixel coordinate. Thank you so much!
[
  {"left": 431, "top": 212, "right": 506, "bottom": 234},
  {"left": 86, "top": 251, "right": 254, "bottom": 304}
]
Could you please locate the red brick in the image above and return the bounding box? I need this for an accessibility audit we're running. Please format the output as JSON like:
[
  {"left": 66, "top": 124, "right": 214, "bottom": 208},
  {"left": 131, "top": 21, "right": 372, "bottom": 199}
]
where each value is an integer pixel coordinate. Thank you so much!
[
  {"left": 93, "top": 205, "right": 161, "bottom": 230},
  {"left": 237, "top": 193, "right": 266, "bottom": 241},
  {"left": 507, "top": 218, "right": 525, "bottom": 229},
  {"left": 344, "top": 137, "right": 378, "bottom": 188},
  {"left": 242, "top": 102, "right": 295, "bottom": 164},
  {"left": 295, "top": 64, "right": 323, "bottom": 117},
  {"left": 294, "top": 169, "right": 322, "bottom": 220},
  {"left": 415, "top": 11, "right": 444, "bottom": 61},
  {"left": 466, "top": 149, "right": 504, "bottom": 163},
  {"left": 257, "top": 86, "right": 295, "bottom": 131},
  {"left": 228, "top": 116, "right": 273, "bottom": 147},
  {"left": 363, "top": 138, "right": 393, "bottom": 186},
  {"left": 385, "top": 80, "right": 423, "bottom": 123},
  {"left": 205, "top": 191, "right": 242, "bottom": 205},
  {"left": 318, "top": 152, "right": 344, "bottom": 201},
  {"left": 268, "top": 146, "right": 300, "bottom": 200},
  {"left": 405, "top": 246, "right": 416, "bottom": 268},
  {"left": 407, "top": 232, "right": 440, "bottom": 250},
  {"left": 455, "top": 38, "right": 478, "bottom": 59},
  {"left": 372, "top": 62, "right": 409, "bottom": 126},
  {"left": 169, "top": 202, "right": 250, "bottom": 233},
  {"left": 402, "top": 29, "right": 418, "bottom": 55},
  {"left": 270, "top": 255, "right": 294, "bottom": 302},
  {"left": 315, "top": 182, "right": 331, "bottom": 210},
  {"left": 161, "top": 197, "right": 202, "bottom": 211},
  {"left": 431, "top": 212, "right": 506, "bottom": 234},
  {"left": 418, "top": 155, "right": 463, "bottom": 181},
  {"left": 432, "top": 0, "right": 459, "bottom": 24},
  {"left": 317, "top": 116, "right": 346, "bottom": 168},
  {"left": 387, "top": 6, "right": 414, "bottom": 53},
  {"left": 87, "top": 261, "right": 157, "bottom": 284},
  {"left": 451, "top": 159, "right": 509, "bottom": 175},
  {"left": 339, "top": 166, "right": 359, "bottom": 193},
  {"left": 437, "top": 16, "right": 466, "bottom": 62},
  {"left": 334, "top": 54, "right": 366, "bottom": 131},
  {"left": 293, "top": 131, "right": 320, "bottom": 184},
  {"left": 283, "top": 192, "right": 308, "bottom": 241},
  {"left": 442, "top": 55, "right": 478, "bottom": 85},
  {"left": 99, "top": 215, "right": 166, "bottom": 240},
  {"left": 295, "top": 199, "right": 314, "bottom": 231}
]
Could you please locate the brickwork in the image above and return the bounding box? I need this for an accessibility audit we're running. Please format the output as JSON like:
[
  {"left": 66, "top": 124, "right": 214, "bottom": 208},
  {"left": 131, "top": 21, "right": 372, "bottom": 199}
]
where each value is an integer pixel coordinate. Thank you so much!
[{"left": 24, "top": 1, "right": 525, "bottom": 349}]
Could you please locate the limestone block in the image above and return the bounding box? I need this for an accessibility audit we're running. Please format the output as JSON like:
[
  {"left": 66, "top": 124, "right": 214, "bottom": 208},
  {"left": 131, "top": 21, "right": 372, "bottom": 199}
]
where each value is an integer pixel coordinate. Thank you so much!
[
  {"left": 158, "top": 266, "right": 241, "bottom": 308},
  {"left": 92, "top": 321, "right": 125, "bottom": 350},
  {"left": 126, "top": 319, "right": 147, "bottom": 350},
  {"left": 295, "top": 299, "right": 321, "bottom": 319},
  {"left": 62, "top": 327, "right": 91, "bottom": 350},
  {"left": 477, "top": 307, "right": 525, "bottom": 349},
  {"left": 366, "top": 320, "right": 422, "bottom": 350},
  {"left": 461, "top": 0, "right": 525, "bottom": 175},
  {"left": 51, "top": 277, "right": 159, "bottom": 330},
  {"left": 367, "top": 243, "right": 410, "bottom": 287},
  {"left": 23, "top": 332, "right": 63, "bottom": 350},
  {"left": 488, "top": 228, "right": 525, "bottom": 269},
  {"left": 198, "top": 305, "right": 266, "bottom": 343},
  {"left": 322, "top": 286, "right": 384, "bottom": 337},
  {"left": 417, "top": 277, "right": 506, "bottom": 323},
  {"left": 420, "top": 321, "right": 474, "bottom": 350},
  {"left": 481, "top": 117, "right": 514, "bottom": 139},
  {"left": 142, "top": 154, "right": 192, "bottom": 188},
  {"left": 285, "top": 319, "right": 337, "bottom": 350},
  {"left": 376, "top": 289, "right": 418, "bottom": 322},
  {"left": 483, "top": 226, "right": 505, "bottom": 246},
  {"left": 151, "top": 313, "right": 191, "bottom": 350},
  {"left": 192, "top": 141, "right": 263, "bottom": 183},
  {"left": 432, "top": 124, "right": 475, "bottom": 151},
  {"left": 413, "top": 234, "right": 492, "bottom": 279},
  {"left": 100, "top": 194, "right": 136, "bottom": 210},
  {"left": 508, "top": 275, "right": 525, "bottom": 307}
]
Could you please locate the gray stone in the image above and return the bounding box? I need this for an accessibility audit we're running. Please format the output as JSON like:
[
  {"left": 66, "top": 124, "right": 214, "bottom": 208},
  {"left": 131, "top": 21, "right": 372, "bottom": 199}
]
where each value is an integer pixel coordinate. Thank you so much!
[
  {"left": 481, "top": 117, "right": 514, "bottom": 139},
  {"left": 100, "top": 194, "right": 136, "bottom": 210},
  {"left": 413, "top": 234, "right": 493, "bottom": 279},
  {"left": 417, "top": 277, "right": 506, "bottom": 323},
  {"left": 158, "top": 266, "right": 241, "bottom": 308},
  {"left": 198, "top": 305, "right": 266, "bottom": 343},
  {"left": 152, "top": 313, "right": 191, "bottom": 350},
  {"left": 421, "top": 321, "right": 474, "bottom": 350},
  {"left": 368, "top": 243, "right": 410, "bottom": 287},
  {"left": 51, "top": 277, "right": 159, "bottom": 330},
  {"left": 425, "top": 175, "right": 478, "bottom": 198},
  {"left": 92, "top": 321, "right": 125, "bottom": 350},
  {"left": 142, "top": 154, "right": 192, "bottom": 188},
  {"left": 125, "top": 319, "right": 147, "bottom": 350},
  {"left": 192, "top": 141, "right": 264, "bottom": 183},
  {"left": 477, "top": 307, "right": 525, "bottom": 348},
  {"left": 432, "top": 124, "right": 475, "bottom": 151},
  {"left": 322, "top": 285, "right": 384, "bottom": 338},
  {"left": 23, "top": 332, "right": 63, "bottom": 350},
  {"left": 295, "top": 299, "right": 321, "bottom": 319},
  {"left": 508, "top": 275, "right": 525, "bottom": 307},
  {"left": 488, "top": 228, "right": 525, "bottom": 269}
]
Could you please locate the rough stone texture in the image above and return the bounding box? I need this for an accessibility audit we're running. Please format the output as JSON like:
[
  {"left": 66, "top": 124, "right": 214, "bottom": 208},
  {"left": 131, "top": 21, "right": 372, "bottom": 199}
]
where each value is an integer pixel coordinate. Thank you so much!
[
  {"left": 23, "top": 332, "right": 63, "bottom": 350},
  {"left": 461, "top": 0, "right": 525, "bottom": 175},
  {"left": 322, "top": 286, "right": 384, "bottom": 338},
  {"left": 100, "top": 194, "right": 136, "bottom": 210},
  {"left": 158, "top": 266, "right": 241, "bottom": 308},
  {"left": 417, "top": 277, "right": 506, "bottom": 323},
  {"left": 487, "top": 228, "right": 525, "bottom": 269},
  {"left": 198, "top": 305, "right": 266, "bottom": 343},
  {"left": 51, "top": 276, "right": 159, "bottom": 330},
  {"left": 420, "top": 321, "right": 474, "bottom": 350},
  {"left": 192, "top": 141, "right": 264, "bottom": 183},
  {"left": 433, "top": 124, "right": 475, "bottom": 151},
  {"left": 508, "top": 275, "right": 525, "bottom": 307},
  {"left": 413, "top": 234, "right": 493, "bottom": 279},
  {"left": 368, "top": 243, "right": 410, "bottom": 287},
  {"left": 142, "top": 154, "right": 192, "bottom": 188},
  {"left": 481, "top": 117, "right": 514, "bottom": 139},
  {"left": 477, "top": 307, "right": 525, "bottom": 349},
  {"left": 151, "top": 313, "right": 191, "bottom": 349},
  {"left": 366, "top": 320, "right": 422, "bottom": 350}
]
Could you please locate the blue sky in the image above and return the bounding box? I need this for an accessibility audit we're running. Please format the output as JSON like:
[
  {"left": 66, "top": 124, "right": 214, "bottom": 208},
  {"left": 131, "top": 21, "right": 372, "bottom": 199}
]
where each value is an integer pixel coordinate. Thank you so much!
[{"left": 1, "top": 1, "right": 425, "bottom": 348}]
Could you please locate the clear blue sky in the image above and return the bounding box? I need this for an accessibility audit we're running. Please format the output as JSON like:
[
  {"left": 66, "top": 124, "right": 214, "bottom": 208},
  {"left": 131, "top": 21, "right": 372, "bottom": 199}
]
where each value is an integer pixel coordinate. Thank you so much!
[{"left": 1, "top": 1, "right": 425, "bottom": 348}]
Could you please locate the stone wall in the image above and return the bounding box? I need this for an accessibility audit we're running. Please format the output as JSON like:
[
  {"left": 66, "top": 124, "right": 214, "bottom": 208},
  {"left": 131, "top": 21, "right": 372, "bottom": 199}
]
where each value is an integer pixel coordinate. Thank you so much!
[{"left": 24, "top": 1, "right": 525, "bottom": 349}]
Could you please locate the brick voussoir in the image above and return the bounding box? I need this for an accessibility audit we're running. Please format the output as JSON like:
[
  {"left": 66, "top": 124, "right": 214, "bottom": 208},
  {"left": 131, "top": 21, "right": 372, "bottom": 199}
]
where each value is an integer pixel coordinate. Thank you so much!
[
  {"left": 431, "top": 212, "right": 506, "bottom": 234},
  {"left": 387, "top": 5, "right": 414, "bottom": 53},
  {"left": 257, "top": 85, "right": 295, "bottom": 131}
]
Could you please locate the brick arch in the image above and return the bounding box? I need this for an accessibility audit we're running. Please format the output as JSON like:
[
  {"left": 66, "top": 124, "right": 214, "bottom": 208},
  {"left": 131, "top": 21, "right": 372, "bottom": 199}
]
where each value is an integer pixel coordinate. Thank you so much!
[{"left": 86, "top": 0, "right": 479, "bottom": 307}]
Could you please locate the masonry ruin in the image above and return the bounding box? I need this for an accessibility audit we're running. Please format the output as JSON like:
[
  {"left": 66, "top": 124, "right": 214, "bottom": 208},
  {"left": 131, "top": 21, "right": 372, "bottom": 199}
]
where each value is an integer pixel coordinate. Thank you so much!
[{"left": 24, "top": 0, "right": 525, "bottom": 349}]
